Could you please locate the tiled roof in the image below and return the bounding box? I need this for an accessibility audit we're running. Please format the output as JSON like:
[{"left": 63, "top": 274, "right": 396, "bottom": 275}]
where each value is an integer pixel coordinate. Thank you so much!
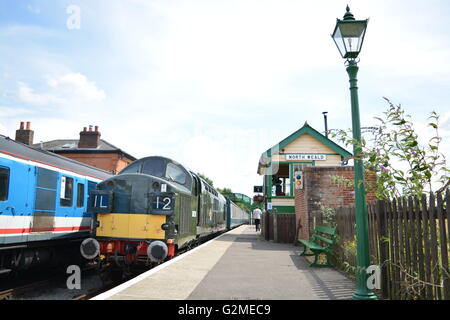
[{"left": 33, "top": 139, "right": 136, "bottom": 160}]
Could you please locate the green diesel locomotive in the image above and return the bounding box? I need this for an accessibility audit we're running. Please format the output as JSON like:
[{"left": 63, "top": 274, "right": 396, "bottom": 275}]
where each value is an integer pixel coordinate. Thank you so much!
[{"left": 80, "top": 156, "right": 248, "bottom": 270}]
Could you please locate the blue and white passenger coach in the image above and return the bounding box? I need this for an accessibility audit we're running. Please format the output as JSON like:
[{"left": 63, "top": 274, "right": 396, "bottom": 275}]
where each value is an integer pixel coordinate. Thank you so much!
[{"left": 0, "top": 135, "right": 112, "bottom": 273}]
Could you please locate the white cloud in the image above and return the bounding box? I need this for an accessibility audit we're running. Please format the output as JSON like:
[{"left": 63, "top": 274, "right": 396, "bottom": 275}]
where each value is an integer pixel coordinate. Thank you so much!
[
  {"left": 18, "top": 82, "right": 65, "bottom": 105},
  {"left": 17, "top": 73, "right": 105, "bottom": 106},
  {"left": 47, "top": 73, "right": 106, "bottom": 102},
  {"left": 0, "top": 106, "right": 35, "bottom": 118}
]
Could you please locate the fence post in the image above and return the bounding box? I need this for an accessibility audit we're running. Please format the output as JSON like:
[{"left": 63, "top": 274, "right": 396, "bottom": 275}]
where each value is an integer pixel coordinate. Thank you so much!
[
  {"left": 264, "top": 212, "right": 269, "bottom": 241},
  {"left": 377, "top": 200, "right": 389, "bottom": 299},
  {"left": 273, "top": 213, "right": 278, "bottom": 243},
  {"left": 436, "top": 191, "right": 449, "bottom": 300}
]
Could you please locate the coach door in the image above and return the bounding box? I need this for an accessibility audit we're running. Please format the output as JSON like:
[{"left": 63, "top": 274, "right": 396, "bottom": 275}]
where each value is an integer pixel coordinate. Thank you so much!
[
  {"left": 0, "top": 159, "right": 32, "bottom": 244},
  {"left": 31, "top": 167, "right": 58, "bottom": 237},
  {"left": 74, "top": 178, "right": 88, "bottom": 232},
  {"left": 192, "top": 174, "right": 201, "bottom": 227}
]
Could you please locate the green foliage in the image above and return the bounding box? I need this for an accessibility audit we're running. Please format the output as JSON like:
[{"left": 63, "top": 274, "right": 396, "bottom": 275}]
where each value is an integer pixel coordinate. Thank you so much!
[
  {"left": 330, "top": 98, "right": 449, "bottom": 199},
  {"left": 330, "top": 175, "right": 354, "bottom": 188},
  {"left": 197, "top": 172, "right": 214, "bottom": 186},
  {"left": 315, "top": 202, "right": 336, "bottom": 227},
  {"left": 216, "top": 187, "right": 253, "bottom": 211},
  {"left": 216, "top": 187, "right": 232, "bottom": 196},
  {"left": 331, "top": 235, "right": 359, "bottom": 277}
]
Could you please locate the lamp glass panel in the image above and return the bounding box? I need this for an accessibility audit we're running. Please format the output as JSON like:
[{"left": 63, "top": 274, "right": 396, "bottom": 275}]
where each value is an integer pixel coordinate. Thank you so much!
[
  {"left": 340, "top": 22, "right": 366, "bottom": 54},
  {"left": 332, "top": 26, "right": 347, "bottom": 58},
  {"left": 339, "top": 21, "right": 367, "bottom": 38},
  {"left": 334, "top": 21, "right": 367, "bottom": 58}
]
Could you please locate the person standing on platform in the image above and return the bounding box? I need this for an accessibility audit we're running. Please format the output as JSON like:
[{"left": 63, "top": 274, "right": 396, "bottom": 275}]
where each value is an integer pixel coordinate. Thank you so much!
[{"left": 253, "top": 207, "right": 262, "bottom": 232}]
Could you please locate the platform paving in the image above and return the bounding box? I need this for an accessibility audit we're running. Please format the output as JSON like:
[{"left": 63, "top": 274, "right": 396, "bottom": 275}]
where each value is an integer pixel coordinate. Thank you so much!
[{"left": 94, "top": 225, "right": 355, "bottom": 300}]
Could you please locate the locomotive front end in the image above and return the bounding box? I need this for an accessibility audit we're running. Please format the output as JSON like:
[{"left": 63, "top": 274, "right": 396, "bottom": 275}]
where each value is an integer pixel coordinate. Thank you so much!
[{"left": 81, "top": 173, "right": 178, "bottom": 266}]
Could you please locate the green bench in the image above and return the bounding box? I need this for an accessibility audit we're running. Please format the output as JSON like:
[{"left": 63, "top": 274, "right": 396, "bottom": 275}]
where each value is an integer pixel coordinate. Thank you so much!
[{"left": 298, "top": 225, "right": 337, "bottom": 268}]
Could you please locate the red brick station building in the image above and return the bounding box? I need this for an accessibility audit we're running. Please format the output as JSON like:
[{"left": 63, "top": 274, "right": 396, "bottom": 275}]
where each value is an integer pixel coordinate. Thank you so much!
[{"left": 256, "top": 122, "right": 376, "bottom": 243}]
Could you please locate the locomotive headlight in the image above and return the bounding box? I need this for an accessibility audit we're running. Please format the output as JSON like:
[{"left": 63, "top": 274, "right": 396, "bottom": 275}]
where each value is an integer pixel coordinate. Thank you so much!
[
  {"left": 161, "top": 223, "right": 170, "bottom": 230},
  {"left": 80, "top": 238, "right": 100, "bottom": 260},
  {"left": 147, "top": 241, "right": 168, "bottom": 262}
]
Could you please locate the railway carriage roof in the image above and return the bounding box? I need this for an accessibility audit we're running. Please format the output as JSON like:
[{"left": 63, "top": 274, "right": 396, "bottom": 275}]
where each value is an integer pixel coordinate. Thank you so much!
[{"left": 0, "top": 135, "right": 113, "bottom": 180}]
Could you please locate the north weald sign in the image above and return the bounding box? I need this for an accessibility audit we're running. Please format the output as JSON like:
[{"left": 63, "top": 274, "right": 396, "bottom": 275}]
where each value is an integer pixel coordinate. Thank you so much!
[{"left": 285, "top": 154, "right": 327, "bottom": 161}]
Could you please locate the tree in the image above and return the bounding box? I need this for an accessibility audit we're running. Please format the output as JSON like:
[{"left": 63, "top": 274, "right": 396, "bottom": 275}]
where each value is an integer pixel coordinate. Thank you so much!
[
  {"left": 197, "top": 172, "right": 214, "bottom": 186},
  {"left": 330, "top": 98, "right": 449, "bottom": 200},
  {"left": 216, "top": 187, "right": 233, "bottom": 197},
  {"left": 217, "top": 187, "right": 253, "bottom": 211}
]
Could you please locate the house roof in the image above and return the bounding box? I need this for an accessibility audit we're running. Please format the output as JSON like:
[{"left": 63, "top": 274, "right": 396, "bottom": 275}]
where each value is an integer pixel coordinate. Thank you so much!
[
  {"left": 1, "top": 135, "right": 112, "bottom": 181},
  {"left": 257, "top": 122, "right": 352, "bottom": 174},
  {"left": 33, "top": 139, "right": 137, "bottom": 161}
]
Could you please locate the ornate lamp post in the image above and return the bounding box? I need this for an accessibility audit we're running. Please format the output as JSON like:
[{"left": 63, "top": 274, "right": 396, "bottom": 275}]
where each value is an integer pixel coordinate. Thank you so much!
[{"left": 331, "top": 6, "right": 377, "bottom": 300}]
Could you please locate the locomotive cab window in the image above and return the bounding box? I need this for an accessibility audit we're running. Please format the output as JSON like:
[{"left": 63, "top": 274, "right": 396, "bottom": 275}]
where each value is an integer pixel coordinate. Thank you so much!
[
  {"left": 0, "top": 167, "right": 10, "bottom": 201},
  {"left": 142, "top": 158, "right": 166, "bottom": 177},
  {"left": 166, "top": 163, "right": 186, "bottom": 185},
  {"left": 119, "top": 161, "right": 142, "bottom": 174},
  {"left": 60, "top": 176, "right": 74, "bottom": 207}
]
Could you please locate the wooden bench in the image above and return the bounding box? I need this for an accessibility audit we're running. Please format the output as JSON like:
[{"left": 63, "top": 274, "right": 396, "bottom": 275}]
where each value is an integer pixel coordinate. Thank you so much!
[{"left": 298, "top": 225, "right": 337, "bottom": 268}]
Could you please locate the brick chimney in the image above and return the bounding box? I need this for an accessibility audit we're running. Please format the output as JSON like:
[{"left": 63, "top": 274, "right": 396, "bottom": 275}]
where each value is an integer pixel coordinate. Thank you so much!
[
  {"left": 15, "top": 121, "right": 34, "bottom": 145},
  {"left": 78, "top": 125, "right": 101, "bottom": 148}
]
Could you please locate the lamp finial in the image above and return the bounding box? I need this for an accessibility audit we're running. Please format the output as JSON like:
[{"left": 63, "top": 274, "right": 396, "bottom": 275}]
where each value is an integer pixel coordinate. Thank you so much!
[{"left": 343, "top": 5, "right": 355, "bottom": 20}]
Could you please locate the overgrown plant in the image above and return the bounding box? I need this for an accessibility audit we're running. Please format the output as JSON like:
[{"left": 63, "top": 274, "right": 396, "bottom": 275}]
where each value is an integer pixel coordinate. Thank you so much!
[
  {"left": 330, "top": 98, "right": 449, "bottom": 200},
  {"left": 314, "top": 202, "right": 337, "bottom": 227}
]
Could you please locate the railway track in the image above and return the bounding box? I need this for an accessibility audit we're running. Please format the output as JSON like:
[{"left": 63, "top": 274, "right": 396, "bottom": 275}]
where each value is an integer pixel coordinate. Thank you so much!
[
  {"left": 0, "top": 264, "right": 99, "bottom": 300},
  {"left": 0, "top": 278, "right": 53, "bottom": 300}
]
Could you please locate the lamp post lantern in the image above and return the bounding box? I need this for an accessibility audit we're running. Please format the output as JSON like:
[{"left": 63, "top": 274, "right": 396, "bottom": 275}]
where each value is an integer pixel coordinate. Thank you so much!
[{"left": 331, "top": 6, "right": 377, "bottom": 300}]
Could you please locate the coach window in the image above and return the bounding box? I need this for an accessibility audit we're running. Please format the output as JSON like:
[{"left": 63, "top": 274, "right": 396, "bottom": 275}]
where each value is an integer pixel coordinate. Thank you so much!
[
  {"left": 60, "top": 176, "right": 74, "bottom": 207},
  {"left": 0, "top": 167, "right": 10, "bottom": 201},
  {"left": 76, "top": 183, "right": 85, "bottom": 208}
]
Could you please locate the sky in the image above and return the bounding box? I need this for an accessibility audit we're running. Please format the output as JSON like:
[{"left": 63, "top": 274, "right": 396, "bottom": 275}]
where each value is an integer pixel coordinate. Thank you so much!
[{"left": 0, "top": 0, "right": 449, "bottom": 195}]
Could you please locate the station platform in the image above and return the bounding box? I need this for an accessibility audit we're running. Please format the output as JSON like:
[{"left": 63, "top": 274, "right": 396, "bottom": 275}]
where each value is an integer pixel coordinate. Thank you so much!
[{"left": 92, "top": 225, "right": 355, "bottom": 300}]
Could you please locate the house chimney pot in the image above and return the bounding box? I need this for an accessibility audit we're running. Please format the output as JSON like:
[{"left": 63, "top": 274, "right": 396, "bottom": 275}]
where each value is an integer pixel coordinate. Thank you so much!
[
  {"left": 15, "top": 121, "right": 34, "bottom": 145},
  {"left": 78, "top": 125, "right": 101, "bottom": 148}
]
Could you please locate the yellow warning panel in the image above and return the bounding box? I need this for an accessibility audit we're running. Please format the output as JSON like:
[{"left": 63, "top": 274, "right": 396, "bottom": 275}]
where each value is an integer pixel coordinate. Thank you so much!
[{"left": 96, "top": 213, "right": 166, "bottom": 239}]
